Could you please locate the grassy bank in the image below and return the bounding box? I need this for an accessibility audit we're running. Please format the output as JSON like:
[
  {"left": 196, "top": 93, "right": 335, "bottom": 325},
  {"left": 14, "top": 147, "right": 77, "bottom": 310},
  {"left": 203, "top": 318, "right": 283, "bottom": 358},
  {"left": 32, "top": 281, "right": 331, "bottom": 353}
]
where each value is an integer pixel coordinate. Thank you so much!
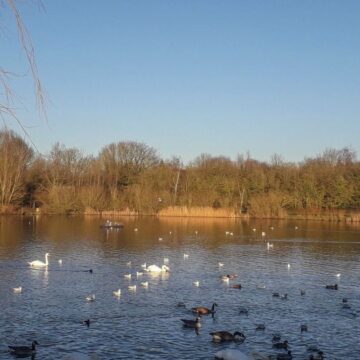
[{"left": 2, "top": 205, "right": 359, "bottom": 222}]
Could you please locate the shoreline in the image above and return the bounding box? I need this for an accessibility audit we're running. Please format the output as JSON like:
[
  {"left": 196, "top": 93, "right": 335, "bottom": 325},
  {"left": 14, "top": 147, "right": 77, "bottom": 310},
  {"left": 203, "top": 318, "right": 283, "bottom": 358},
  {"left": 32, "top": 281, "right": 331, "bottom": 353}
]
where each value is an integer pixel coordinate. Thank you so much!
[{"left": 1, "top": 205, "right": 360, "bottom": 223}]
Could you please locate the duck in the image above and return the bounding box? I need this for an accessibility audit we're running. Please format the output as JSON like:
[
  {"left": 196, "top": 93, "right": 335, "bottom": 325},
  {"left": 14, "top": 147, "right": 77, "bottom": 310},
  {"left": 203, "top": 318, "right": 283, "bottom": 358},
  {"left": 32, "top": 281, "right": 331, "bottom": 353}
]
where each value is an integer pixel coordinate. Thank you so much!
[
  {"left": 145, "top": 264, "right": 170, "bottom": 273},
  {"left": 181, "top": 317, "right": 201, "bottom": 328},
  {"left": 273, "top": 340, "right": 289, "bottom": 349},
  {"left": 214, "top": 349, "right": 251, "bottom": 360},
  {"left": 256, "top": 324, "right": 265, "bottom": 331},
  {"left": 301, "top": 324, "right": 308, "bottom": 332},
  {"left": 8, "top": 341, "right": 39, "bottom": 356},
  {"left": 28, "top": 253, "right": 50, "bottom": 268},
  {"left": 13, "top": 286, "right": 22, "bottom": 293},
  {"left": 277, "top": 351, "right": 293, "bottom": 360},
  {"left": 238, "top": 307, "right": 249, "bottom": 315},
  {"left": 325, "top": 284, "right": 338, "bottom": 290},
  {"left": 113, "top": 289, "right": 121, "bottom": 297},
  {"left": 210, "top": 331, "right": 246, "bottom": 343},
  {"left": 231, "top": 284, "right": 242, "bottom": 289},
  {"left": 192, "top": 303, "right": 217, "bottom": 315},
  {"left": 86, "top": 294, "right": 95, "bottom": 302}
]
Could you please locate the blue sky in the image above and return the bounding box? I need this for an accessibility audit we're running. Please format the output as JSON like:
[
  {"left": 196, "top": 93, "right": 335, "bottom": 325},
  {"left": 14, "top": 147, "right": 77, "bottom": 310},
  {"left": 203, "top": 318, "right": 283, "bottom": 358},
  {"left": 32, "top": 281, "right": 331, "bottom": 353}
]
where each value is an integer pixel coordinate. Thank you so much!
[{"left": 1, "top": 0, "right": 360, "bottom": 163}]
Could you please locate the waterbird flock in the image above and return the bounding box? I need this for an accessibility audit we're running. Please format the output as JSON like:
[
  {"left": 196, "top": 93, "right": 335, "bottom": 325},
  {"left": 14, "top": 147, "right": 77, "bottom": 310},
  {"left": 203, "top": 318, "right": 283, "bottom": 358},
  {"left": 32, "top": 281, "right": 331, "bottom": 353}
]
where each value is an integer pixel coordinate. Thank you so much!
[{"left": 7, "top": 225, "right": 356, "bottom": 359}]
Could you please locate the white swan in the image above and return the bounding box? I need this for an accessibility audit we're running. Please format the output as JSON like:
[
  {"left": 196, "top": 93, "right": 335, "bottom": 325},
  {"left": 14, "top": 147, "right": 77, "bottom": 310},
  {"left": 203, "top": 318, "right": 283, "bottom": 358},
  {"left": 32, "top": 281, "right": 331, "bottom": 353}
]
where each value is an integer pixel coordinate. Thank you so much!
[
  {"left": 128, "top": 285, "right": 137, "bottom": 291},
  {"left": 13, "top": 286, "right": 22, "bottom": 293},
  {"left": 193, "top": 281, "right": 200, "bottom": 287},
  {"left": 145, "top": 264, "right": 170, "bottom": 273},
  {"left": 28, "top": 253, "right": 50, "bottom": 268},
  {"left": 141, "top": 281, "right": 148, "bottom": 288},
  {"left": 124, "top": 274, "right": 131, "bottom": 280}
]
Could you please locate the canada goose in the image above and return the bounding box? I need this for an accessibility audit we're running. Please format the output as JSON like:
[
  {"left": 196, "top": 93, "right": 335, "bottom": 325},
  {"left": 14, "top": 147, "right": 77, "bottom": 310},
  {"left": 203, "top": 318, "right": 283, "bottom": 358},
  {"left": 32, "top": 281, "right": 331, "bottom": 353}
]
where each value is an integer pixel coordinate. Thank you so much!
[
  {"left": 181, "top": 317, "right": 201, "bottom": 328},
  {"left": 8, "top": 341, "right": 38, "bottom": 356},
  {"left": 192, "top": 303, "right": 217, "bottom": 315},
  {"left": 28, "top": 253, "right": 49, "bottom": 268},
  {"left": 325, "top": 284, "right": 338, "bottom": 290},
  {"left": 210, "top": 331, "right": 246, "bottom": 342},
  {"left": 273, "top": 340, "right": 289, "bottom": 349}
]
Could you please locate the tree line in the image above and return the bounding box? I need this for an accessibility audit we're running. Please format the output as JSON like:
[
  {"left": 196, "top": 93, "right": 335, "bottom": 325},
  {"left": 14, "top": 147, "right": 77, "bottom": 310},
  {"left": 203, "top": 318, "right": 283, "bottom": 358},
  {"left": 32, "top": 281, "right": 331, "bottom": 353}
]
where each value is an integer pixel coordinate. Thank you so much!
[{"left": 0, "top": 129, "right": 359, "bottom": 216}]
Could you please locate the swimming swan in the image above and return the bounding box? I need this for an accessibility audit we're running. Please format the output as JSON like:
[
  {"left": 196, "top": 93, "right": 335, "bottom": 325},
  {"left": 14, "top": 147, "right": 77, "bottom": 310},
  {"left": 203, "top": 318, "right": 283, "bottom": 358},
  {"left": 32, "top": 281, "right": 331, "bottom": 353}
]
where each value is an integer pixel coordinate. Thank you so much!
[
  {"left": 113, "top": 289, "right": 121, "bottom": 297},
  {"left": 145, "top": 264, "right": 170, "bottom": 273},
  {"left": 28, "top": 253, "right": 50, "bottom": 267}
]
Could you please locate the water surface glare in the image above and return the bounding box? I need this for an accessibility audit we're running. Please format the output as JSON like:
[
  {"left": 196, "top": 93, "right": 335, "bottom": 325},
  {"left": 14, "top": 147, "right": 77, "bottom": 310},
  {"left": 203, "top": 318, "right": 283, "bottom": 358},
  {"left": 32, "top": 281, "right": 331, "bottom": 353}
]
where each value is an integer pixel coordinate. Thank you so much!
[{"left": 0, "top": 216, "right": 359, "bottom": 359}]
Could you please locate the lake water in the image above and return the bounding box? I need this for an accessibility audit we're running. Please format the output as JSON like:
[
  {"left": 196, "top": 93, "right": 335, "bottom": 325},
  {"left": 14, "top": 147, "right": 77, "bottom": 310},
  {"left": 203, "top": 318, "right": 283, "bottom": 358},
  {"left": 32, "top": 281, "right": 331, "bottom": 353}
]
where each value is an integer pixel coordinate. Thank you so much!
[{"left": 0, "top": 216, "right": 359, "bottom": 359}]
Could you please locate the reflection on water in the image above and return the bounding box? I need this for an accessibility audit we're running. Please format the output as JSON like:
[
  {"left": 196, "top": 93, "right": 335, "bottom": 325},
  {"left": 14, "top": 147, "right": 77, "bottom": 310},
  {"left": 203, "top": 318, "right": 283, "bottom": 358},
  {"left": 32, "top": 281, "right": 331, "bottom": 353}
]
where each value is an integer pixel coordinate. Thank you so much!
[{"left": 0, "top": 216, "right": 359, "bottom": 359}]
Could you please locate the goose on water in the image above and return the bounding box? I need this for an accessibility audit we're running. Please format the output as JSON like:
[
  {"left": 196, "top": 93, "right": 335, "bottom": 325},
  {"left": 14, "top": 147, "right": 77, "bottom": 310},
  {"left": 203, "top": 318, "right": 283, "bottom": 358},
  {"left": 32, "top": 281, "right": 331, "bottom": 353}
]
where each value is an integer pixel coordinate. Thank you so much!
[
  {"left": 210, "top": 331, "right": 246, "bottom": 343},
  {"left": 192, "top": 303, "right": 217, "bottom": 315},
  {"left": 8, "top": 341, "right": 38, "bottom": 356},
  {"left": 181, "top": 317, "right": 201, "bottom": 328},
  {"left": 28, "top": 253, "right": 50, "bottom": 268},
  {"left": 145, "top": 264, "right": 170, "bottom": 273}
]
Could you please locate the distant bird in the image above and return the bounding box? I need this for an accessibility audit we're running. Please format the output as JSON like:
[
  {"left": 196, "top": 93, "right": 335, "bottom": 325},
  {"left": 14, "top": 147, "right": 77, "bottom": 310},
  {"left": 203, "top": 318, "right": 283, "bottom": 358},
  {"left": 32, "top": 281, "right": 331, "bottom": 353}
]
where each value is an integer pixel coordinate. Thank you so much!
[
  {"left": 301, "top": 289, "right": 306, "bottom": 296},
  {"left": 272, "top": 334, "right": 282, "bottom": 342},
  {"left": 86, "top": 294, "right": 95, "bottom": 302},
  {"left": 218, "top": 262, "right": 224, "bottom": 267},
  {"left": 261, "top": 231, "right": 266, "bottom": 237},
  {"left": 273, "top": 292, "right": 280, "bottom": 298},
  {"left": 281, "top": 293, "right": 288, "bottom": 300},
  {"left": 210, "top": 331, "right": 246, "bottom": 342},
  {"left": 141, "top": 281, "right": 149, "bottom": 288},
  {"left": 231, "top": 284, "right": 242, "bottom": 289},
  {"left": 336, "top": 273, "right": 341, "bottom": 278},
  {"left": 124, "top": 274, "right": 132, "bottom": 280},
  {"left": 181, "top": 317, "right": 201, "bottom": 328},
  {"left": 214, "top": 349, "right": 250, "bottom": 360},
  {"left": 83, "top": 319, "right": 90, "bottom": 327},
  {"left": 183, "top": 253, "right": 189, "bottom": 259},
  {"left": 277, "top": 351, "right": 293, "bottom": 360},
  {"left": 128, "top": 285, "right": 137, "bottom": 291},
  {"left": 325, "top": 284, "right": 338, "bottom": 290},
  {"left": 58, "top": 259, "right": 63, "bottom": 265},
  {"left": 113, "top": 289, "right": 121, "bottom": 297},
  {"left": 126, "top": 261, "right": 132, "bottom": 267},
  {"left": 164, "top": 258, "right": 169, "bottom": 264},
  {"left": 342, "top": 297, "right": 348, "bottom": 303},
  {"left": 88, "top": 269, "right": 93, "bottom": 274},
  {"left": 8, "top": 341, "right": 39, "bottom": 356},
  {"left": 28, "top": 253, "right": 50, "bottom": 268},
  {"left": 238, "top": 307, "right": 248, "bottom": 315},
  {"left": 136, "top": 271, "right": 143, "bottom": 277},
  {"left": 13, "top": 286, "right": 22, "bottom": 293},
  {"left": 301, "top": 324, "right": 308, "bottom": 332},
  {"left": 256, "top": 324, "right": 265, "bottom": 331},
  {"left": 193, "top": 281, "right": 200, "bottom": 287},
  {"left": 273, "top": 340, "right": 289, "bottom": 349},
  {"left": 257, "top": 284, "right": 266, "bottom": 289},
  {"left": 141, "top": 262, "right": 147, "bottom": 269},
  {"left": 192, "top": 303, "right": 217, "bottom": 316},
  {"left": 222, "top": 276, "right": 230, "bottom": 283},
  {"left": 287, "top": 263, "right": 291, "bottom": 270},
  {"left": 309, "top": 351, "right": 325, "bottom": 360},
  {"left": 267, "top": 242, "right": 274, "bottom": 249}
]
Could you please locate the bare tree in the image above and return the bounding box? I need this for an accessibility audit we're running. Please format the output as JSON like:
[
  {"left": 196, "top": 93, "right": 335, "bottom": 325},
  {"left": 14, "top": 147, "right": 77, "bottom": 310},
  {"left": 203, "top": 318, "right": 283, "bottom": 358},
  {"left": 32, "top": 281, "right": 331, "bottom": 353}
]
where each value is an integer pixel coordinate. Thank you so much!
[{"left": 0, "top": 0, "right": 47, "bottom": 135}]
